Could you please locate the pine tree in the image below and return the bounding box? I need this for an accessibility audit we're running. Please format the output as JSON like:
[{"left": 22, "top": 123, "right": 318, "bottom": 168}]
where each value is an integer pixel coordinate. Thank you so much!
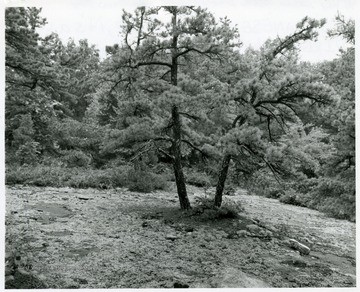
[
  {"left": 6, "top": 8, "right": 101, "bottom": 160},
  {"left": 100, "top": 6, "right": 240, "bottom": 209},
  {"left": 211, "top": 17, "right": 337, "bottom": 207}
]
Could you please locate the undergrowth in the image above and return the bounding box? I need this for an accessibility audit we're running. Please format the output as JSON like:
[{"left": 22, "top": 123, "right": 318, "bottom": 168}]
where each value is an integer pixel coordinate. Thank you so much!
[
  {"left": 192, "top": 196, "right": 244, "bottom": 220},
  {"left": 6, "top": 164, "right": 168, "bottom": 192},
  {"left": 127, "top": 169, "right": 168, "bottom": 193},
  {"left": 184, "top": 169, "right": 212, "bottom": 187},
  {"left": 249, "top": 177, "right": 355, "bottom": 222}
]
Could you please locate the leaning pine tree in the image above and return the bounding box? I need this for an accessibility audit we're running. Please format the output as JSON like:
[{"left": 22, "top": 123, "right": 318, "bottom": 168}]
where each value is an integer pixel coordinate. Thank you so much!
[
  {"left": 211, "top": 17, "right": 338, "bottom": 207},
  {"left": 100, "top": 6, "right": 240, "bottom": 209}
]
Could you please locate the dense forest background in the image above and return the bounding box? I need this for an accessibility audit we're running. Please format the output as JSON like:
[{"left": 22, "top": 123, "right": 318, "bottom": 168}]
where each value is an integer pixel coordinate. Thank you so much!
[{"left": 5, "top": 7, "right": 355, "bottom": 220}]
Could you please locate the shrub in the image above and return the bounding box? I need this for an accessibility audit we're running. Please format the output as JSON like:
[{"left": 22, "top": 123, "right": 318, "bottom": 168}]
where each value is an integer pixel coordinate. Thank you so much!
[
  {"left": 216, "top": 205, "right": 242, "bottom": 219},
  {"left": 61, "top": 150, "right": 92, "bottom": 168},
  {"left": 244, "top": 169, "right": 280, "bottom": 197},
  {"left": 185, "top": 169, "right": 212, "bottom": 187},
  {"left": 6, "top": 165, "right": 70, "bottom": 186},
  {"left": 279, "top": 193, "right": 299, "bottom": 205},
  {"left": 193, "top": 196, "right": 243, "bottom": 220},
  {"left": 127, "top": 169, "right": 168, "bottom": 193},
  {"left": 279, "top": 189, "right": 304, "bottom": 206},
  {"left": 15, "top": 141, "right": 40, "bottom": 165},
  {"left": 5, "top": 165, "right": 130, "bottom": 189},
  {"left": 307, "top": 178, "right": 355, "bottom": 221},
  {"left": 265, "top": 189, "right": 285, "bottom": 199}
]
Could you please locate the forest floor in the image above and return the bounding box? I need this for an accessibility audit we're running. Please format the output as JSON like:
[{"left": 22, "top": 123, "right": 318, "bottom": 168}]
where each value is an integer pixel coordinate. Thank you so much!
[{"left": 5, "top": 183, "right": 356, "bottom": 288}]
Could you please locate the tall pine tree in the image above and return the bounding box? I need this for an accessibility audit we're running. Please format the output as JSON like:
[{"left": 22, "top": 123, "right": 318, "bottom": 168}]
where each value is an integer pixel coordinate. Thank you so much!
[{"left": 100, "top": 6, "right": 240, "bottom": 209}]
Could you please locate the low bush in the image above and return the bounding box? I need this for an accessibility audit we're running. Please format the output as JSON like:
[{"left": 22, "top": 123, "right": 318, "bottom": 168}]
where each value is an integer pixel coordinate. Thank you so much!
[
  {"left": 5, "top": 165, "right": 131, "bottom": 189},
  {"left": 279, "top": 192, "right": 303, "bottom": 206},
  {"left": 193, "top": 196, "right": 243, "bottom": 220},
  {"left": 306, "top": 178, "right": 355, "bottom": 221},
  {"left": 66, "top": 167, "right": 130, "bottom": 189},
  {"left": 275, "top": 177, "right": 355, "bottom": 221},
  {"left": 6, "top": 163, "right": 170, "bottom": 192},
  {"left": 127, "top": 169, "right": 168, "bottom": 193},
  {"left": 216, "top": 205, "right": 242, "bottom": 219},
  {"left": 61, "top": 150, "right": 92, "bottom": 168},
  {"left": 6, "top": 165, "right": 72, "bottom": 186},
  {"left": 265, "top": 189, "right": 285, "bottom": 199},
  {"left": 15, "top": 141, "right": 40, "bottom": 165},
  {"left": 185, "top": 169, "right": 212, "bottom": 187}
]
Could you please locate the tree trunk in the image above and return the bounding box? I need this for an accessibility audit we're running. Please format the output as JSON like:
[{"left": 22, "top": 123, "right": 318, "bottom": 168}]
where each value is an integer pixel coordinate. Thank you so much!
[
  {"left": 170, "top": 8, "right": 191, "bottom": 210},
  {"left": 214, "top": 116, "right": 246, "bottom": 208},
  {"left": 172, "top": 105, "right": 191, "bottom": 210},
  {"left": 214, "top": 154, "right": 231, "bottom": 207}
]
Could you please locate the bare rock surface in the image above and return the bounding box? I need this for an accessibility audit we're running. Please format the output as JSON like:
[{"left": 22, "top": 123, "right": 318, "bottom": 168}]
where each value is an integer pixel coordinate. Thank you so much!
[
  {"left": 205, "top": 267, "right": 271, "bottom": 288},
  {"left": 5, "top": 184, "right": 356, "bottom": 288}
]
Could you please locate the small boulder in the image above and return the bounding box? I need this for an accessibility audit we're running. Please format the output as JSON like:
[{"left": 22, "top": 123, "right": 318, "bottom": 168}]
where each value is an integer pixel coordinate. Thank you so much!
[
  {"left": 264, "top": 230, "right": 273, "bottom": 237},
  {"left": 288, "top": 239, "right": 310, "bottom": 255},
  {"left": 226, "top": 232, "right": 239, "bottom": 239},
  {"left": 300, "top": 237, "right": 314, "bottom": 248},
  {"left": 174, "top": 282, "right": 189, "bottom": 288},
  {"left": 5, "top": 275, "right": 14, "bottom": 284},
  {"left": 6, "top": 270, "right": 47, "bottom": 289},
  {"left": 17, "top": 268, "right": 31, "bottom": 275},
  {"left": 246, "top": 224, "right": 262, "bottom": 234},
  {"left": 251, "top": 218, "right": 260, "bottom": 225},
  {"left": 5, "top": 265, "right": 14, "bottom": 276},
  {"left": 265, "top": 225, "right": 278, "bottom": 233},
  {"left": 236, "top": 230, "right": 248, "bottom": 237},
  {"left": 184, "top": 226, "right": 194, "bottom": 232},
  {"left": 224, "top": 187, "right": 236, "bottom": 196},
  {"left": 78, "top": 196, "right": 92, "bottom": 201},
  {"left": 281, "top": 255, "right": 308, "bottom": 267},
  {"left": 165, "top": 234, "right": 178, "bottom": 241},
  {"left": 73, "top": 277, "right": 89, "bottom": 284}
]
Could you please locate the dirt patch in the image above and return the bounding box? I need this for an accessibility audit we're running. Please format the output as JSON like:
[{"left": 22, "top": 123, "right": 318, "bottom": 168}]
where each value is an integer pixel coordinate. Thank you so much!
[
  {"left": 5, "top": 185, "right": 356, "bottom": 288},
  {"left": 30, "top": 202, "right": 73, "bottom": 217}
]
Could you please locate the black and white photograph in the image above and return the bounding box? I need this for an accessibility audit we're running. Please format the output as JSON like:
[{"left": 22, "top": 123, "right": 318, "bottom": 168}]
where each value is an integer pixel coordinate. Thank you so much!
[{"left": 3, "top": 0, "right": 357, "bottom": 289}]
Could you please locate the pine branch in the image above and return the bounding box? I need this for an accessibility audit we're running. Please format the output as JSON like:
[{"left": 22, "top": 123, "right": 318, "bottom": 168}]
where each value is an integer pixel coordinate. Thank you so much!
[
  {"left": 243, "top": 143, "right": 283, "bottom": 186},
  {"left": 231, "top": 114, "right": 246, "bottom": 128},
  {"left": 135, "top": 61, "right": 173, "bottom": 68},
  {"left": 181, "top": 139, "right": 208, "bottom": 158},
  {"left": 179, "top": 112, "right": 200, "bottom": 121},
  {"left": 257, "top": 105, "right": 287, "bottom": 134},
  {"left": 266, "top": 116, "right": 273, "bottom": 142},
  {"left": 158, "top": 148, "right": 174, "bottom": 161},
  {"left": 175, "top": 45, "right": 221, "bottom": 59}
]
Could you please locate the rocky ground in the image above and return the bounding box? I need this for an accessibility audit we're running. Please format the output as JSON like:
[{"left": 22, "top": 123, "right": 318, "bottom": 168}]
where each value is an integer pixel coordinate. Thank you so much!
[{"left": 5, "top": 184, "right": 356, "bottom": 288}]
